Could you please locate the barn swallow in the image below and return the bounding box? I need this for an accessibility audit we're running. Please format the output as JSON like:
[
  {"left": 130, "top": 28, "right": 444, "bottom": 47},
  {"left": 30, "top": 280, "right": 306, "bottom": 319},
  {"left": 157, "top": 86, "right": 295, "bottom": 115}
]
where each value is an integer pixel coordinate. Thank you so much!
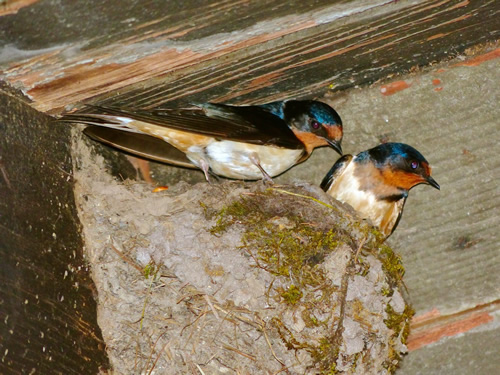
[
  {"left": 320, "top": 143, "right": 439, "bottom": 238},
  {"left": 60, "top": 100, "right": 343, "bottom": 182}
]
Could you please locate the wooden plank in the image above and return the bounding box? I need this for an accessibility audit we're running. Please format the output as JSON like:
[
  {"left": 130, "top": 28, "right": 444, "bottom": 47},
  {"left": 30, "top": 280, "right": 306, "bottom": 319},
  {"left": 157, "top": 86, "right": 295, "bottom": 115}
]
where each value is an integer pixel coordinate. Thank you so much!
[
  {"left": 0, "top": 0, "right": 389, "bottom": 110},
  {"left": 407, "top": 300, "right": 499, "bottom": 351},
  {"left": 0, "top": 0, "right": 498, "bottom": 113},
  {"left": 0, "top": 0, "right": 40, "bottom": 16},
  {"left": 0, "top": 85, "right": 109, "bottom": 374}
]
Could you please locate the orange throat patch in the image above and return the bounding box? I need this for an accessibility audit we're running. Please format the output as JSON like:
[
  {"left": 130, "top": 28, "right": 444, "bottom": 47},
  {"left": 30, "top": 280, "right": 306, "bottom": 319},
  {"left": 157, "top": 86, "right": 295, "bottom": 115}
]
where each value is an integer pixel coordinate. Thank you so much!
[
  {"left": 326, "top": 125, "right": 342, "bottom": 142},
  {"left": 382, "top": 168, "right": 427, "bottom": 191},
  {"left": 292, "top": 130, "right": 328, "bottom": 154}
]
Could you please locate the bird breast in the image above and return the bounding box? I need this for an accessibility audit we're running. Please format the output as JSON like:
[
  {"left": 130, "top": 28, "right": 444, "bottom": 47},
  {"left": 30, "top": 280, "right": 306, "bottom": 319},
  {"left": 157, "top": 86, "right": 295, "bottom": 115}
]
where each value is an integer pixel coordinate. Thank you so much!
[
  {"left": 325, "top": 161, "right": 401, "bottom": 236},
  {"left": 200, "top": 141, "right": 305, "bottom": 180}
]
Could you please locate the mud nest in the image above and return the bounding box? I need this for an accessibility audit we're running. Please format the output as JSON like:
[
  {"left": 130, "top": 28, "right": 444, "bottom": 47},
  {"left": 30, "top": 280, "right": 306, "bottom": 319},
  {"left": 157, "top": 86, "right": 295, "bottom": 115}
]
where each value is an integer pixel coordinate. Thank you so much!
[{"left": 72, "top": 133, "right": 413, "bottom": 374}]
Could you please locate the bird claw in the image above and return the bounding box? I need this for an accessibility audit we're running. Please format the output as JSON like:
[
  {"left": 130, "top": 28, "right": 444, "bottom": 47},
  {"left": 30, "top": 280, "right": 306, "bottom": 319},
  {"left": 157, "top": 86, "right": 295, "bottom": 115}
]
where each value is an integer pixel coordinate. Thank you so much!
[
  {"left": 249, "top": 153, "right": 274, "bottom": 185},
  {"left": 199, "top": 159, "right": 216, "bottom": 184},
  {"left": 207, "top": 172, "right": 221, "bottom": 185},
  {"left": 261, "top": 173, "right": 274, "bottom": 185}
]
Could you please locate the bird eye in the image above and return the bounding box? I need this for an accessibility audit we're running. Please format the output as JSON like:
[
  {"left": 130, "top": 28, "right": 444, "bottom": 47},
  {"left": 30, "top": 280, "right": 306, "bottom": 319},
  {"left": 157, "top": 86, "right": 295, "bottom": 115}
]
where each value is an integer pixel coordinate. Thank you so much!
[
  {"left": 410, "top": 161, "right": 419, "bottom": 169},
  {"left": 311, "top": 120, "right": 321, "bottom": 130}
]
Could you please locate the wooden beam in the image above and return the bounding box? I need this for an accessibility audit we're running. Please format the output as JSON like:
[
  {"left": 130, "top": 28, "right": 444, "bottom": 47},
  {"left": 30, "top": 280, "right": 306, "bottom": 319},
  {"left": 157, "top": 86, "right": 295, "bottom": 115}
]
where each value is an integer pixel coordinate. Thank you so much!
[
  {"left": 0, "top": 0, "right": 497, "bottom": 113},
  {"left": 0, "top": 84, "right": 109, "bottom": 374}
]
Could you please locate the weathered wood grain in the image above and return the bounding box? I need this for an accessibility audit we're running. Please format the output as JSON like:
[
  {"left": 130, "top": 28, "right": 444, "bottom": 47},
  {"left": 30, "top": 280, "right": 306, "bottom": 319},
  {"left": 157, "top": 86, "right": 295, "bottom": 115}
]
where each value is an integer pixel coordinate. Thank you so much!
[
  {"left": 0, "top": 85, "right": 109, "bottom": 374},
  {"left": 0, "top": 0, "right": 40, "bottom": 16},
  {"left": 0, "top": 0, "right": 498, "bottom": 112},
  {"left": 408, "top": 300, "right": 499, "bottom": 351}
]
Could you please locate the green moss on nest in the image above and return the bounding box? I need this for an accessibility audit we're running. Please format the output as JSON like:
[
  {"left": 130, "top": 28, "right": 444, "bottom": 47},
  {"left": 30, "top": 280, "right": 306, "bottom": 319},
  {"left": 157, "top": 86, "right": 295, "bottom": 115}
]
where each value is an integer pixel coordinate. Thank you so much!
[
  {"left": 271, "top": 317, "right": 309, "bottom": 350},
  {"left": 378, "top": 243, "right": 405, "bottom": 286},
  {"left": 210, "top": 191, "right": 341, "bottom": 289},
  {"left": 280, "top": 284, "right": 303, "bottom": 305},
  {"left": 208, "top": 188, "right": 412, "bottom": 374},
  {"left": 383, "top": 303, "right": 415, "bottom": 371},
  {"left": 384, "top": 304, "right": 415, "bottom": 344},
  {"left": 210, "top": 199, "right": 256, "bottom": 235},
  {"left": 210, "top": 190, "right": 347, "bottom": 371},
  {"left": 310, "top": 337, "right": 339, "bottom": 374},
  {"left": 360, "top": 228, "right": 406, "bottom": 288}
]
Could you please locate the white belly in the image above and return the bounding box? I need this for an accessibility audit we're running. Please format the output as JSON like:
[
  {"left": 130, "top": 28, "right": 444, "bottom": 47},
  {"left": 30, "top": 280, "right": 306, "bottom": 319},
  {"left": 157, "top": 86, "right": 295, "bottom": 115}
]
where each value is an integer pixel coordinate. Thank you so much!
[
  {"left": 189, "top": 140, "right": 304, "bottom": 180},
  {"left": 338, "top": 189, "right": 396, "bottom": 230}
]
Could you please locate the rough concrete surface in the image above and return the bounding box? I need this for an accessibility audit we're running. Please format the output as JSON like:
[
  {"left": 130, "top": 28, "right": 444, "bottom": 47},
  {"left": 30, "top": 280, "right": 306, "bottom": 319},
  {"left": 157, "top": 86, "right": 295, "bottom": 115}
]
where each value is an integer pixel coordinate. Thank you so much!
[
  {"left": 320, "top": 53, "right": 499, "bottom": 314},
  {"left": 272, "top": 51, "right": 498, "bottom": 309},
  {"left": 72, "top": 129, "right": 414, "bottom": 374},
  {"left": 276, "top": 50, "right": 500, "bottom": 374}
]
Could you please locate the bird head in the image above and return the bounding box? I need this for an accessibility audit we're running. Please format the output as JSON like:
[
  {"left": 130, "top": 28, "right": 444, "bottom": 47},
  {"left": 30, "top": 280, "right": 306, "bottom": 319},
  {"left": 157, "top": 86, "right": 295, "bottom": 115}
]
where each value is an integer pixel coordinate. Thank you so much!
[
  {"left": 367, "top": 143, "right": 440, "bottom": 191},
  {"left": 283, "top": 100, "right": 343, "bottom": 155}
]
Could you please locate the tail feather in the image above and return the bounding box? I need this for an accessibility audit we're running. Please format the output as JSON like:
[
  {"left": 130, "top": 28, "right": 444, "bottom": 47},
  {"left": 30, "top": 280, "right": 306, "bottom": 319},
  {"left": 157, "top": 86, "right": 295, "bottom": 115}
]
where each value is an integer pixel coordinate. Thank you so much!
[{"left": 58, "top": 114, "right": 142, "bottom": 134}]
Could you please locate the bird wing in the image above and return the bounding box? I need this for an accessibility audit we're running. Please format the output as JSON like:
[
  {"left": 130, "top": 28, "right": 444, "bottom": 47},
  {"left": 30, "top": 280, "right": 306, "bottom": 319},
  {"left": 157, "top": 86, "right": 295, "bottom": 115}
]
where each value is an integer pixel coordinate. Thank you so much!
[
  {"left": 320, "top": 154, "right": 353, "bottom": 191},
  {"left": 61, "top": 103, "right": 303, "bottom": 149},
  {"left": 387, "top": 196, "right": 407, "bottom": 237},
  {"left": 83, "top": 126, "right": 197, "bottom": 169}
]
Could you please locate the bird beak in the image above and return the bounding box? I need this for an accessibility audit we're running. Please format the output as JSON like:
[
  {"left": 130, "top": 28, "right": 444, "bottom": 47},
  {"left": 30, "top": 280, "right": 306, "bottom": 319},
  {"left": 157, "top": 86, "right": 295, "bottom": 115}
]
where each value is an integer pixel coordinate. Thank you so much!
[
  {"left": 426, "top": 176, "right": 440, "bottom": 190},
  {"left": 325, "top": 138, "right": 343, "bottom": 155}
]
